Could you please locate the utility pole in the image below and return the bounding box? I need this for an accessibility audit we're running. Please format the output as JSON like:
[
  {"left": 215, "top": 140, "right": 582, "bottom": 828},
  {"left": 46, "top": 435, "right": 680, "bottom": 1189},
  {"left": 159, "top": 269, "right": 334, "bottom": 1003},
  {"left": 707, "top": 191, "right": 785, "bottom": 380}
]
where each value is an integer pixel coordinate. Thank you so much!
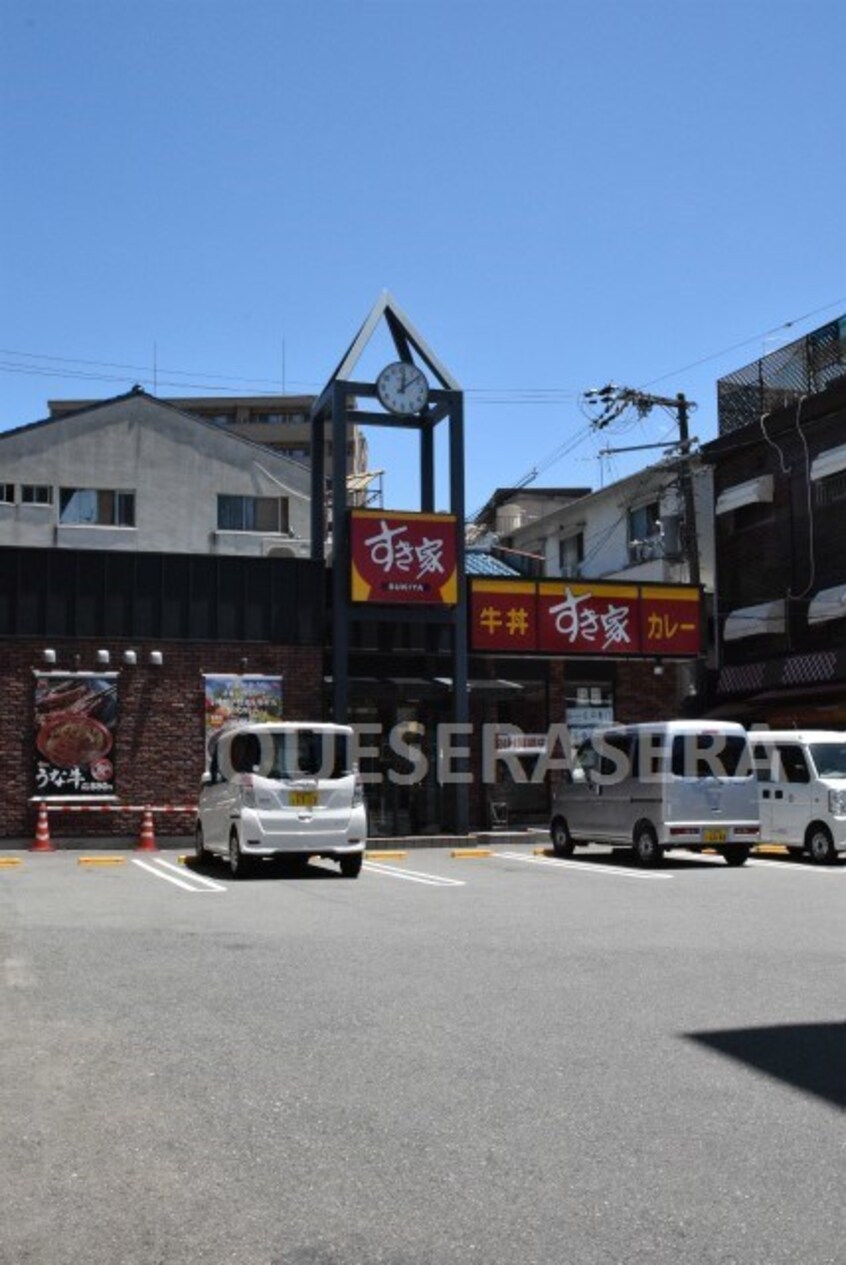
[{"left": 583, "top": 385, "right": 701, "bottom": 588}]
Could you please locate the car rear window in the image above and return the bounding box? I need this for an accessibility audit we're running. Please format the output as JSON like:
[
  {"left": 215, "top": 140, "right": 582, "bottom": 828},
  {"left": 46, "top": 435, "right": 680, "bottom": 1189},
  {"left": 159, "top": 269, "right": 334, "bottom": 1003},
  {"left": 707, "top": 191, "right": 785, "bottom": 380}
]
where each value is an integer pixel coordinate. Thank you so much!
[
  {"left": 670, "top": 733, "right": 751, "bottom": 778},
  {"left": 227, "top": 729, "right": 351, "bottom": 779},
  {"left": 268, "top": 731, "right": 351, "bottom": 779}
]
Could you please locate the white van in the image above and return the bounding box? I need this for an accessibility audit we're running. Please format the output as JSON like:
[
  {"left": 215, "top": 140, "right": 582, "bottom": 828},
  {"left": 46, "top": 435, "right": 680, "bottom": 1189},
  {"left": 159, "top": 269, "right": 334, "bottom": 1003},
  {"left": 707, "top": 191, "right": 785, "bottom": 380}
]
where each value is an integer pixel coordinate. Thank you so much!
[
  {"left": 550, "top": 720, "right": 760, "bottom": 866},
  {"left": 748, "top": 729, "right": 846, "bottom": 864},
  {"left": 195, "top": 722, "right": 367, "bottom": 878}
]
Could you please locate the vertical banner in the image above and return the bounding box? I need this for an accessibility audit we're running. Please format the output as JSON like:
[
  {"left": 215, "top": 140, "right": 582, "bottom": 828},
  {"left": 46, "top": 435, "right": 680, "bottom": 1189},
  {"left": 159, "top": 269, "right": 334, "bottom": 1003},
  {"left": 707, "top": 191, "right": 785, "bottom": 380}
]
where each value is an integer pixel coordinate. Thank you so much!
[
  {"left": 203, "top": 674, "right": 283, "bottom": 763},
  {"left": 33, "top": 672, "right": 119, "bottom": 799}
]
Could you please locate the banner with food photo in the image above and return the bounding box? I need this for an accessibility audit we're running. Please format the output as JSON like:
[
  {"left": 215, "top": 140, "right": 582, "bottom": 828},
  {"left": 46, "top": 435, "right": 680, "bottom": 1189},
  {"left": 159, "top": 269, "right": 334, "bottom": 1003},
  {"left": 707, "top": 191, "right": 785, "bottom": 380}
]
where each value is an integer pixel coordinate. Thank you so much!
[
  {"left": 203, "top": 674, "right": 283, "bottom": 765},
  {"left": 33, "top": 672, "right": 119, "bottom": 799}
]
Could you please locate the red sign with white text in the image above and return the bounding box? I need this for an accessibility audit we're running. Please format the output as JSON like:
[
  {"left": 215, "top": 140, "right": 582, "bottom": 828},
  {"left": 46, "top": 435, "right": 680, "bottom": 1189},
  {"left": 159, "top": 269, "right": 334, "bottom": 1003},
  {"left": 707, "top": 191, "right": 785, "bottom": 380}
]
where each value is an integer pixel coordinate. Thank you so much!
[
  {"left": 538, "top": 582, "right": 641, "bottom": 654},
  {"left": 470, "top": 579, "right": 701, "bottom": 657},
  {"left": 350, "top": 510, "right": 458, "bottom": 605}
]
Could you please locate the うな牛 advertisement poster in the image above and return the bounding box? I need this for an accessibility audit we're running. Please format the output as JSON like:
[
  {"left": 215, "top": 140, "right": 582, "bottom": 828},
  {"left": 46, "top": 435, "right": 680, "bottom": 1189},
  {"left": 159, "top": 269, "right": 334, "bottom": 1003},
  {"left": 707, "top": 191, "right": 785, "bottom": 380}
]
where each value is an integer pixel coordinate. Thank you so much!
[{"left": 33, "top": 672, "right": 119, "bottom": 799}]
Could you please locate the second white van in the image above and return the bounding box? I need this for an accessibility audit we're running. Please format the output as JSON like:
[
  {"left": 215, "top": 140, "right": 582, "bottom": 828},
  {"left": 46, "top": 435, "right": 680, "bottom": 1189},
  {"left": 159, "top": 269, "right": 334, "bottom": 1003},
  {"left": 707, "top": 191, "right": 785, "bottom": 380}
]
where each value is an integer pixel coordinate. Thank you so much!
[
  {"left": 748, "top": 729, "right": 846, "bottom": 864},
  {"left": 550, "top": 720, "right": 760, "bottom": 866}
]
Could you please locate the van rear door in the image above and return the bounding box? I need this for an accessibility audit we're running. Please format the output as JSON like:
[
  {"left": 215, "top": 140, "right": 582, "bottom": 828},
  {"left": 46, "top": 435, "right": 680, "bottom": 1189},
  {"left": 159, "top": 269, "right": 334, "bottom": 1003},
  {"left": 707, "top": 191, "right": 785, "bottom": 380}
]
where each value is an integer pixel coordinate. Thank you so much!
[{"left": 663, "top": 732, "right": 757, "bottom": 833}]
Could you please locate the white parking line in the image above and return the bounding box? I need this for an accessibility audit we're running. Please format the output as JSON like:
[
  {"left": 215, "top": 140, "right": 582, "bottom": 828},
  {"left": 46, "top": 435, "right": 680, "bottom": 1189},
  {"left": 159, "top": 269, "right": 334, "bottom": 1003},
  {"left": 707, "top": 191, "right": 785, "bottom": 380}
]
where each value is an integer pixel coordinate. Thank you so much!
[
  {"left": 131, "top": 858, "right": 227, "bottom": 892},
  {"left": 153, "top": 857, "right": 228, "bottom": 891},
  {"left": 494, "top": 851, "right": 673, "bottom": 880},
  {"left": 363, "top": 860, "right": 465, "bottom": 887}
]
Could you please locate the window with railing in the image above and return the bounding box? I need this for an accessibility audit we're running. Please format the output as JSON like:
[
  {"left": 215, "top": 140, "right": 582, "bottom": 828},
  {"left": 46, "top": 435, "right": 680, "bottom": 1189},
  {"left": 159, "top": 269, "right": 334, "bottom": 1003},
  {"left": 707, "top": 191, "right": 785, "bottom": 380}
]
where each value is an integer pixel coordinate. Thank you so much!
[
  {"left": 815, "top": 470, "right": 846, "bottom": 507},
  {"left": 627, "top": 501, "right": 662, "bottom": 561}
]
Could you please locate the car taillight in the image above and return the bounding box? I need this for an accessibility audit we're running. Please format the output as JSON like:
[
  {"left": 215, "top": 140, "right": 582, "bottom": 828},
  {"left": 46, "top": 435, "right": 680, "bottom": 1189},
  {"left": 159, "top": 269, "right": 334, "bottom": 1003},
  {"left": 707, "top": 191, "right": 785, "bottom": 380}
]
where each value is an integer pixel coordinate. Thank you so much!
[
  {"left": 353, "top": 777, "right": 364, "bottom": 807},
  {"left": 241, "top": 776, "right": 256, "bottom": 809}
]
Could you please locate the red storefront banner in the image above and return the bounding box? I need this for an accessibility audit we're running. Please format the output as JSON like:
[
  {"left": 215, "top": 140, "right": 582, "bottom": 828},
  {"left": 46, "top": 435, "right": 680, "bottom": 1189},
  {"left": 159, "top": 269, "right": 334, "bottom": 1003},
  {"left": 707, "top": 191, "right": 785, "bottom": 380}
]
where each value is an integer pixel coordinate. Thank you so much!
[
  {"left": 470, "top": 580, "right": 538, "bottom": 651},
  {"left": 470, "top": 579, "right": 701, "bottom": 657},
  {"left": 350, "top": 509, "right": 458, "bottom": 604},
  {"left": 538, "top": 581, "right": 641, "bottom": 655},
  {"left": 639, "top": 585, "right": 701, "bottom": 655}
]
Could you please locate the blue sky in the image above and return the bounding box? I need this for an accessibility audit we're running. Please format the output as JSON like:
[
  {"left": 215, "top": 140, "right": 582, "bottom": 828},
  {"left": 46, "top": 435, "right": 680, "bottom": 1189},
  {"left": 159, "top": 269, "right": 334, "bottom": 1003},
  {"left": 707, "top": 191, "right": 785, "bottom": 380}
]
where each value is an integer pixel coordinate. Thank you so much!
[{"left": 2, "top": 0, "right": 843, "bottom": 518}]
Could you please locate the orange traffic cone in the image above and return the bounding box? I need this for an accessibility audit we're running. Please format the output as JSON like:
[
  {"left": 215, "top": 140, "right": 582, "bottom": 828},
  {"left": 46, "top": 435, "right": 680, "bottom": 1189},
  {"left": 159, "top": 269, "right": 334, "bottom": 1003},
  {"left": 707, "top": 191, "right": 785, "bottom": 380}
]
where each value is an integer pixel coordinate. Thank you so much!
[
  {"left": 136, "top": 806, "right": 157, "bottom": 852},
  {"left": 31, "top": 801, "right": 55, "bottom": 852}
]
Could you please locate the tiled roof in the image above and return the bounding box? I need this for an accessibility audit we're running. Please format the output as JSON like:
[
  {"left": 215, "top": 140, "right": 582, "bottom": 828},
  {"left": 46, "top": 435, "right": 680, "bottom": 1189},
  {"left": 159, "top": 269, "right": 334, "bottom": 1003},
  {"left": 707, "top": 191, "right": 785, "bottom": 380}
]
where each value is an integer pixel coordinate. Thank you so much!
[{"left": 465, "top": 551, "right": 521, "bottom": 577}]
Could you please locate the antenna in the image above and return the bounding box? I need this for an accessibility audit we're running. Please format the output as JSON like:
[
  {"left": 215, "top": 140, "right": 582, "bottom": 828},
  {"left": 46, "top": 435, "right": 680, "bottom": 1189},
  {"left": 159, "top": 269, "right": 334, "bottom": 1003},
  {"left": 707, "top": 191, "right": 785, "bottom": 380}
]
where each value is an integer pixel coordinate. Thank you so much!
[
  {"left": 153, "top": 341, "right": 157, "bottom": 394},
  {"left": 282, "top": 337, "right": 286, "bottom": 395}
]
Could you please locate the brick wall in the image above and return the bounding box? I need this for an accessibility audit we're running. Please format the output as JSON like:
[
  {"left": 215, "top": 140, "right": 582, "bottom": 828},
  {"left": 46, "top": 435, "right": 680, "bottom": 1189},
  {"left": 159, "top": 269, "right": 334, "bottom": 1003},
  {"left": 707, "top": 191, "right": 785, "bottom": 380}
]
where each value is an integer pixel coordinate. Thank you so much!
[
  {"left": 0, "top": 639, "right": 323, "bottom": 841},
  {"left": 614, "top": 659, "right": 682, "bottom": 723}
]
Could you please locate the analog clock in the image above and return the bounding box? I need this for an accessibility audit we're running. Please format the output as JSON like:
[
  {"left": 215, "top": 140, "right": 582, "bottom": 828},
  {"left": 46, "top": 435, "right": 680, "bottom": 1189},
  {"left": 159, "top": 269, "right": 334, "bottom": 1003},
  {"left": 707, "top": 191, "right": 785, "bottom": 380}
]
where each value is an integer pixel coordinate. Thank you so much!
[{"left": 376, "top": 361, "right": 429, "bottom": 416}]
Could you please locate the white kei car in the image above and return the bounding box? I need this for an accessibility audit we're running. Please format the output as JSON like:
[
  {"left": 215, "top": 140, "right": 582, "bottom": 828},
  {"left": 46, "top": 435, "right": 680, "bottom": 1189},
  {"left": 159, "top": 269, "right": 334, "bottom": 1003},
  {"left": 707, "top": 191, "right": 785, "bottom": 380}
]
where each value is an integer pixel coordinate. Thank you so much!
[{"left": 195, "top": 722, "right": 367, "bottom": 878}]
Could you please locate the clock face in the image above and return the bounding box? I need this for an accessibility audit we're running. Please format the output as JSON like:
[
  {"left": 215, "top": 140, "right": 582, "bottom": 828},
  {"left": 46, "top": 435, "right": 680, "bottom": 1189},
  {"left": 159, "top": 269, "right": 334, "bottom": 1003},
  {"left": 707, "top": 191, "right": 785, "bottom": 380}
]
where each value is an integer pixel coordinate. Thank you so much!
[{"left": 376, "top": 361, "right": 429, "bottom": 416}]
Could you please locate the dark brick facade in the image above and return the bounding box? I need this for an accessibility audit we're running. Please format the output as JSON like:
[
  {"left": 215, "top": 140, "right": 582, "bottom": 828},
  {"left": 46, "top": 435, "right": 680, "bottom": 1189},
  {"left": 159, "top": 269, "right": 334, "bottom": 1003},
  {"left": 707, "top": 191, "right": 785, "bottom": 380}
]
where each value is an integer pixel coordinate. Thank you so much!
[{"left": 0, "top": 639, "right": 323, "bottom": 841}]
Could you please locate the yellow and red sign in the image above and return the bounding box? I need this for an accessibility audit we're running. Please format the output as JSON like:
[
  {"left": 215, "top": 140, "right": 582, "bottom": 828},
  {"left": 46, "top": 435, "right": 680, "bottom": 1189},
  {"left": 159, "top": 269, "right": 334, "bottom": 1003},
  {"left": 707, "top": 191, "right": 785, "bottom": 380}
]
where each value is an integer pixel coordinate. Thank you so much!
[
  {"left": 351, "top": 509, "right": 458, "bottom": 605},
  {"left": 471, "top": 581, "right": 538, "bottom": 651},
  {"left": 639, "top": 585, "right": 701, "bottom": 655},
  {"left": 471, "top": 579, "right": 701, "bottom": 657}
]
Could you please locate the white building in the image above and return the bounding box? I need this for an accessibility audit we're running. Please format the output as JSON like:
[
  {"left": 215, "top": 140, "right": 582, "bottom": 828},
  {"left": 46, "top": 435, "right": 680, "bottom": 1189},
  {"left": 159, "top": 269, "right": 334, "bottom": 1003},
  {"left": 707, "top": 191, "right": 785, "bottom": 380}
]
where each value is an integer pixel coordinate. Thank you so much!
[
  {"left": 497, "top": 459, "right": 714, "bottom": 589},
  {"left": 0, "top": 388, "right": 313, "bottom": 557}
]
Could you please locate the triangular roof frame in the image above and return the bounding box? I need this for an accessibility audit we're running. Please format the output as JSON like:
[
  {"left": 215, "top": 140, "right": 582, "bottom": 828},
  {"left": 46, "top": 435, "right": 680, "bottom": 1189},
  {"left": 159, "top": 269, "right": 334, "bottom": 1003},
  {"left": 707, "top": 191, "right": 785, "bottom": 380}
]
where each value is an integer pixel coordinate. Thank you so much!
[{"left": 324, "top": 291, "right": 460, "bottom": 394}]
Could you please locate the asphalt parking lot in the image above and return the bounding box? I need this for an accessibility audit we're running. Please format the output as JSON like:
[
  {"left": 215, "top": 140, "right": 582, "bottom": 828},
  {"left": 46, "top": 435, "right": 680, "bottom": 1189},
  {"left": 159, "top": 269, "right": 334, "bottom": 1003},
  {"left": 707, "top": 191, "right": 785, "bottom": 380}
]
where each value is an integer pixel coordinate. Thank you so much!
[{"left": 1, "top": 843, "right": 843, "bottom": 1265}]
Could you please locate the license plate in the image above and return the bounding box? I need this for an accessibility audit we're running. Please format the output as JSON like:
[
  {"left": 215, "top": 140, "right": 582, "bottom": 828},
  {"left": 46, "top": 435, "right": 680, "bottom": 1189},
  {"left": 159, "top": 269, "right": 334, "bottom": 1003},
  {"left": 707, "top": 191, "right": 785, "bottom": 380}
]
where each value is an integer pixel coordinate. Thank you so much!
[
  {"left": 289, "top": 790, "right": 318, "bottom": 808},
  {"left": 703, "top": 827, "right": 727, "bottom": 844}
]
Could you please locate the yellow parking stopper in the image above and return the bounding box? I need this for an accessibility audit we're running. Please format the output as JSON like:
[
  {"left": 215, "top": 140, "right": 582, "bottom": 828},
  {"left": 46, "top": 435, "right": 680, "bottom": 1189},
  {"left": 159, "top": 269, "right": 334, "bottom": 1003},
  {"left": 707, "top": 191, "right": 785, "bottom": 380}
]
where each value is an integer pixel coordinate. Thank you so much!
[
  {"left": 450, "top": 848, "right": 493, "bottom": 858},
  {"left": 77, "top": 856, "right": 127, "bottom": 866}
]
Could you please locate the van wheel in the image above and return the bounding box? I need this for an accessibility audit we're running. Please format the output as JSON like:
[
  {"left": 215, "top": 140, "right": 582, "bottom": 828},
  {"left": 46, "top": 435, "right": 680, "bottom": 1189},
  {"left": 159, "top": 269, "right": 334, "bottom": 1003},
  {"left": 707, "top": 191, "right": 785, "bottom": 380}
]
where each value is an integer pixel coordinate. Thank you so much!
[
  {"left": 550, "top": 816, "right": 575, "bottom": 857},
  {"left": 339, "top": 854, "right": 363, "bottom": 879},
  {"left": 721, "top": 846, "right": 750, "bottom": 867},
  {"left": 194, "top": 823, "right": 209, "bottom": 864},
  {"left": 229, "top": 832, "right": 252, "bottom": 879},
  {"left": 632, "top": 823, "right": 662, "bottom": 867},
  {"left": 806, "top": 824, "right": 836, "bottom": 865}
]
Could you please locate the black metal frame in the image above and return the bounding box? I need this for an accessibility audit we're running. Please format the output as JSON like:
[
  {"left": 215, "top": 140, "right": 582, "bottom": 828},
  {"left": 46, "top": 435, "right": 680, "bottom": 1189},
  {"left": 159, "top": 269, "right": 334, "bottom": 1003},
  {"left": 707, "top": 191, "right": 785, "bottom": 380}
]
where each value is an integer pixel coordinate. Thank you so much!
[{"left": 309, "top": 297, "right": 470, "bottom": 832}]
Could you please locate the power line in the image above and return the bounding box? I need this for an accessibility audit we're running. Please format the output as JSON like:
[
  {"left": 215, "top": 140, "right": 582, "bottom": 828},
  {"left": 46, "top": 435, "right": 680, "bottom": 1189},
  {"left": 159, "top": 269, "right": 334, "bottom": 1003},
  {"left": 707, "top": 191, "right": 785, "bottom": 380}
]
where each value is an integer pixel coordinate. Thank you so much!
[
  {"left": 1, "top": 295, "right": 843, "bottom": 403},
  {"left": 0, "top": 346, "right": 291, "bottom": 387}
]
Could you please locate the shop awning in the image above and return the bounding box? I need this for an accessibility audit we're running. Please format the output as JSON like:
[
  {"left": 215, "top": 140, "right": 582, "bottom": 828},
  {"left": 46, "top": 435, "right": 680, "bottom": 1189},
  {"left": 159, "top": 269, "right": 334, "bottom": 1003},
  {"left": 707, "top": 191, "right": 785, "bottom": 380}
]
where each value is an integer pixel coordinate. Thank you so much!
[
  {"left": 807, "top": 583, "right": 846, "bottom": 625},
  {"left": 810, "top": 443, "right": 846, "bottom": 482},
  {"left": 715, "top": 475, "right": 774, "bottom": 516},
  {"left": 723, "top": 599, "right": 786, "bottom": 641},
  {"left": 434, "top": 677, "right": 524, "bottom": 697}
]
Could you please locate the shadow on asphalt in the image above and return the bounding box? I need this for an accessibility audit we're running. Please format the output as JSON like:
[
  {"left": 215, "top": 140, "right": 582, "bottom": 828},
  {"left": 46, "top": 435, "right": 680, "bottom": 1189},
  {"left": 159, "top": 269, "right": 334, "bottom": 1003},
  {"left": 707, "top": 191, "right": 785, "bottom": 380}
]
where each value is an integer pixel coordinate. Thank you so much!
[
  {"left": 686, "top": 1022, "right": 846, "bottom": 1108},
  {"left": 541, "top": 848, "right": 753, "bottom": 871},
  {"left": 185, "top": 856, "right": 347, "bottom": 880}
]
